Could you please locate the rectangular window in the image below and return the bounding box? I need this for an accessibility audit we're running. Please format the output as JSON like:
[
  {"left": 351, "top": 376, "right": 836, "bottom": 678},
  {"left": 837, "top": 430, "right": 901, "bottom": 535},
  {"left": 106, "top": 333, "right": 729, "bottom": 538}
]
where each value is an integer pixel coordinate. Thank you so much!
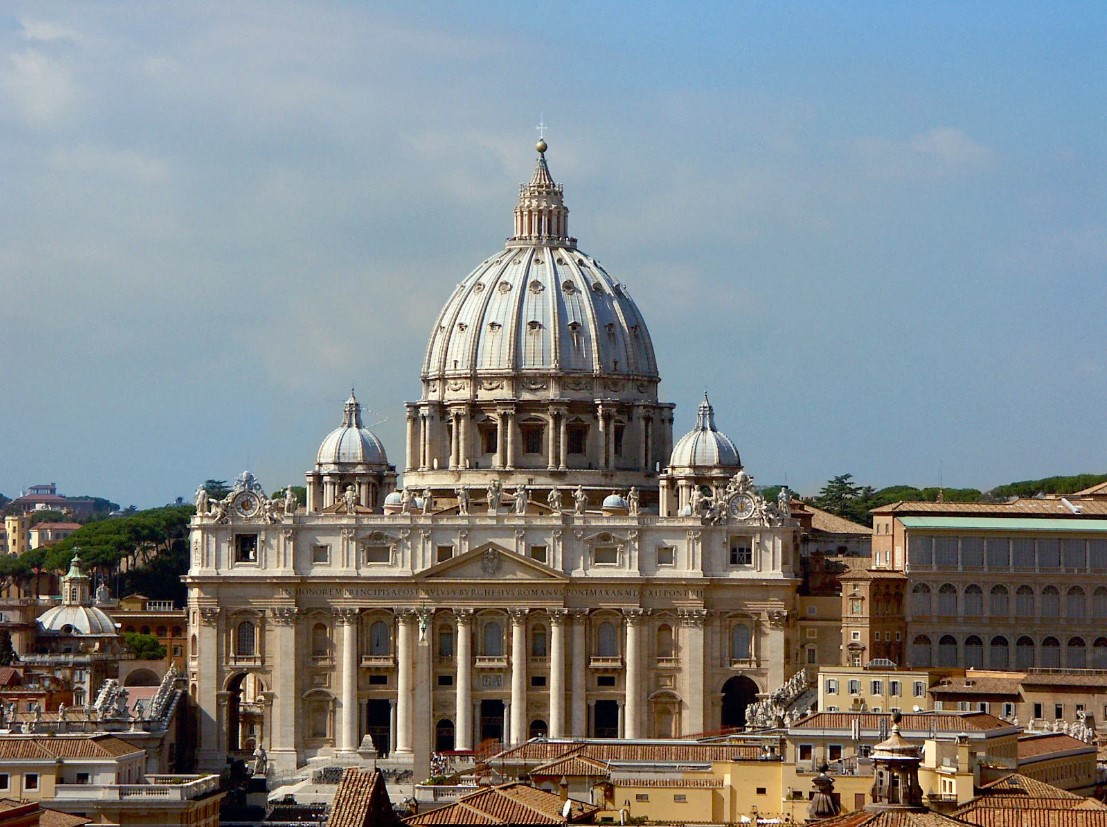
[
  {"left": 531, "top": 675, "right": 547, "bottom": 687},
  {"left": 234, "top": 534, "right": 258, "bottom": 563},
  {"left": 436, "top": 545, "right": 454, "bottom": 563},
  {"left": 172, "top": 645, "right": 183, "bottom": 657},
  {"left": 673, "top": 794, "right": 687, "bottom": 803},
  {"left": 806, "top": 628, "right": 818, "bottom": 639},
  {"left": 481, "top": 427, "right": 498, "bottom": 455},
  {"left": 613, "top": 424, "right": 626, "bottom": 456},
  {"left": 529, "top": 545, "right": 548, "bottom": 564},
  {"left": 635, "top": 794, "right": 649, "bottom": 803},
  {"left": 826, "top": 679, "right": 838, "bottom": 694},
  {"left": 729, "top": 541, "right": 753, "bottom": 565},
  {"left": 311, "top": 544, "right": 330, "bottom": 564},
  {"left": 24, "top": 774, "right": 38, "bottom": 791},
  {"left": 851, "top": 631, "right": 861, "bottom": 641},
  {"left": 1034, "top": 702, "right": 1043, "bottom": 718},
  {"left": 807, "top": 605, "right": 817, "bottom": 616},
  {"left": 593, "top": 546, "right": 618, "bottom": 565},
  {"left": 75, "top": 772, "right": 90, "bottom": 785},
  {"left": 567, "top": 425, "right": 587, "bottom": 455},
  {"left": 977, "top": 702, "right": 989, "bottom": 713},
  {"left": 364, "top": 545, "right": 390, "bottom": 564},
  {"left": 871, "top": 680, "right": 883, "bottom": 695},
  {"left": 657, "top": 546, "right": 675, "bottom": 567},
  {"left": 522, "top": 426, "right": 544, "bottom": 455},
  {"left": 436, "top": 675, "right": 453, "bottom": 686},
  {"left": 890, "top": 680, "right": 901, "bottom": 697},
  {"left": 848, "top": 680, "right": 861, "bottom": 694},
  {"left": 806, "top": 647, "right": 817, "bottom": 664},
  {"left": 914, "top": 681, "right": 926, "bottom": 698},
  {"left": 0, "top": 774, "right": 8, "bottom": 790},
  {"left": 1002, "top": 703, "right": 1015, "bottom": 718},
  {"left": 597, "top": 675, "right": 616, "bottom": 687},
  {"left": 756, "top": 788, "right": 767, "bottom": 795},
  {"left": 1055, "top": 704, "right": 1064, "bottom": 720},
  {"left": 829, "top": 745, "right": 843, "bottom": 761},
  {"left": 438, "top": 630, "right": 454, "bottom": 658},
  {"left": 368, "top": 674, "right": 388, "bottom": 686}
]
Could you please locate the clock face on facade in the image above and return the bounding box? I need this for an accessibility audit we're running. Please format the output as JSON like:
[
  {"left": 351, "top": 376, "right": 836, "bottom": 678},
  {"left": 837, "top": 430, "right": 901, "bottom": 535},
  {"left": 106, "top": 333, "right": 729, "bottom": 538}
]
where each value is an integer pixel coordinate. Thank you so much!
[
  {"left": 233, "top": 491, "right": 262, "bottom": 519},
  {"left": 729, "top": 494, "right": 755, "bottom": 520}
]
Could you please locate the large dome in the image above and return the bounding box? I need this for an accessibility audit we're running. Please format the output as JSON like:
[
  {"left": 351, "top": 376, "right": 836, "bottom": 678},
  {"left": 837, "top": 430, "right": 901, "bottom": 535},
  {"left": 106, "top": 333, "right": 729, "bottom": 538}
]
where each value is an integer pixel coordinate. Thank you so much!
[
  {"left": 669, "top": 394, "right": 741, "bottom": 470},
  {"left": 422, "top": 144, "right": 659, "bottom": 388},
  {"left": 316, "top": 391, "right": 388, "bottom": 471}
]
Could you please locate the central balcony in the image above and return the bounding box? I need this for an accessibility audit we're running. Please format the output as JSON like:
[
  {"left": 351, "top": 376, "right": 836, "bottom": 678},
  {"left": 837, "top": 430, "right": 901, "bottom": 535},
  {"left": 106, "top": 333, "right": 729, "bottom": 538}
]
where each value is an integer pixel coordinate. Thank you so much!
[{"left": 589, "top": 656, "right": 623, "bottom": 670}]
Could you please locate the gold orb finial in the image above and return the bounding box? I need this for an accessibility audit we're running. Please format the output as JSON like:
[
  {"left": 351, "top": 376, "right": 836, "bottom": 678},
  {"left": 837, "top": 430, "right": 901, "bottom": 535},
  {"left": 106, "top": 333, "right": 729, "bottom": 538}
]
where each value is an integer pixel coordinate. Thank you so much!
[{"left": 536, "top": 138, "right": 547, "bottom": 154}]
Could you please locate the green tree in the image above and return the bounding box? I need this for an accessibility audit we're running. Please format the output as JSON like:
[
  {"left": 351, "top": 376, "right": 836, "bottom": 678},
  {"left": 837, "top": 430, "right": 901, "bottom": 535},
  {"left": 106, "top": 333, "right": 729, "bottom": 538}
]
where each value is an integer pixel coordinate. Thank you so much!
[
  {"left": 812, "top": 474, "right": 866, "bottom": 521},
  {"left": 0, "top": 630, "right": 18, "bottom": 665},
  {"left": 123, "top": 632, "right": 167, "bottom": 660},
  {"left": 202, "top": 480, "right": 231, "bottom": 499}
]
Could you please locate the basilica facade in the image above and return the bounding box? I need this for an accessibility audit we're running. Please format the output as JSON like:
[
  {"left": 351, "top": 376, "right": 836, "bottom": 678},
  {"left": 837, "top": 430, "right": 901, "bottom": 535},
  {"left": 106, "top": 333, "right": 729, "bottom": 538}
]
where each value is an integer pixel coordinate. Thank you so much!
[{"left": 185, "top": 141, "right": 803, "bottom": 776}]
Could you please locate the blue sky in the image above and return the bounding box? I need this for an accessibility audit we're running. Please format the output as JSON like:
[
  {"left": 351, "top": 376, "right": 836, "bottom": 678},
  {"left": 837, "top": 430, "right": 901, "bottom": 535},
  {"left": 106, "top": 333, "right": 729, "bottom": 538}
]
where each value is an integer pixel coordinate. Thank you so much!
[{"left": 0, "top": 1, "right": 1103, "bottom": 507}]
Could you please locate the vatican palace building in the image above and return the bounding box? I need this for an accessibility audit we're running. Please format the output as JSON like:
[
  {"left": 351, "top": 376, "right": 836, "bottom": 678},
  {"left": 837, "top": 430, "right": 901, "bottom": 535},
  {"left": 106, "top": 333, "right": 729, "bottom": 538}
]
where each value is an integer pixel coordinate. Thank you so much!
[{"left": 185, "top": 141, "right": 804, "bottom": 777}]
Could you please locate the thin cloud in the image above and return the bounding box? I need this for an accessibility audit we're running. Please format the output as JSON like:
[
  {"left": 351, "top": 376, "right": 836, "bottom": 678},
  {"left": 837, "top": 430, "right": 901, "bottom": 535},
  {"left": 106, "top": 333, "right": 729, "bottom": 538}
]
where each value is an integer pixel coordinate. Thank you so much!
[
  {"left": 18, "top": 18, "right": 84, "bottom": 44},
  {"left": 855, "top": 127, "right": 995, "bottom": 181},
  {"left": 0, "top": 48, "right": 76, "bottom": 125}
]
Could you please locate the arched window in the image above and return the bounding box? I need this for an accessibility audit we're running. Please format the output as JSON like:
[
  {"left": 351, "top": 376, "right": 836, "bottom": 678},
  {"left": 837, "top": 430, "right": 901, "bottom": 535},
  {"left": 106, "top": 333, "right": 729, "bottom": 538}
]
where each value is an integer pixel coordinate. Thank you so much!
[
  {"left": 190, "top": 634, "right": 197, "bottom": 659},
  {"left": 1093, "top": 638, "right": 1107, "bottom": 670},
  {"left": 1094, "top": 588, "right": 1107, "bottom": 619},
  {"left": 937, "top": 584, "right": 957, "bottom": 616},
  {"left": 1067, "top": 637, "right": 1087, "bottom": 669},
  {"left": 911, "top": 584, "right": 931, "bottom": 616},
  {"left": 731, "top": 625, "right": 751, "bottom": 661},
  {"left": 963, "top": 585, "right": 983, "bottom": 616},
  {"left": 1041, "top": 586, "right": 1060, "bottom": 617},
  {"left": 172, "top": 626, "right": 183, "bottom": 637},
  {"left": 597, "top": 621, "right": 618, "bottom": 658},
  {"left": 435, "top": 719, "right": 455, "bottom": 752},
  {"left": 529, "top": 719, "right": 548, "bottom": 739},
  {"left": 235, "top": 621, "right": 256, "bottom": 657},
  {"left": 311, "top": 623, "right": 329, "bottom": 657},
  {"left": 531, "top": 626, "right": 547, "bottom": 658},
  {"left": 1016, "top": 586, "right": 1035, "bottom": 616},
  {"left": 989, "top": 585, "right": 1009, "bottom": 617},
  {"left": 910, "top": 635, "right": 932, "bottom": 667},
  {"left": 989, "top": 636, "right": 1009, "bottom": 669},
  {"left": 155, "top": 626, "right": 167, "bottom": 637},
  {"left": 1041, "top": 636, "right": 1061, "bottom": 668},
  {"left": 938, "top": 635, "right": 957, "bottom": 666},
  {"left": 482, "top": 621, "right": 504, "bottom": 657},
  {"left": 1016, "top": 636, "right": 1035, "bottom": 669},
  {"left": 656, "top": 624, "right": 674, "bottom": 659},
  {"left": 1066, "top": 587, "right": 1086, "bottom": 619},
  {"left": 369, "top": 620, "right": 391, "bottom": 656},
  {"left": 964, "top": 635, "right": 984, "bottom": 668}
]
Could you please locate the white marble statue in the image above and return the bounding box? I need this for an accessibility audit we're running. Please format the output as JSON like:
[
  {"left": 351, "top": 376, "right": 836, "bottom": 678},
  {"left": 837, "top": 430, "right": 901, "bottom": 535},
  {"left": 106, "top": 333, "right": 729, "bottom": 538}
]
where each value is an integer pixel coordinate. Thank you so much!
[
  {"left": 627, "top": 486, "right": 640, "bottom": 516},
  {"left": 343, "top": 485, "right": 359, "bottom": 514},
  {"left": 422, "top": 488, "right": 434, "bottom": 515},
  {"left": 283, "top": 486, "right": 297, "bottom": 515},
  {"left": 194, "top": 486, "right": 209, "bottom": 515},
  {"left": 573, "top": 486, "right": 587, "bottom": 515},
  {"left": 547, "top": 486, "right": 563, "bottom": 513},
  {"left": 455, "top": 486, "right": 470, "bottom": 515},
  {"left": 513, "top": 485, "right": 528, "bottom": 515}
]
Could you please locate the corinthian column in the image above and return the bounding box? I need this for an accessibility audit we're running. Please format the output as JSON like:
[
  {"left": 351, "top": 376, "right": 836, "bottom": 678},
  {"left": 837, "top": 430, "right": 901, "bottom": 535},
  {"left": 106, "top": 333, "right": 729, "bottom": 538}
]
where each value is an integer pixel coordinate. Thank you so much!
[
  {"left": 509, "top": 608, "right": 528, "bottom": 745},
  {"left": 455, "top": 610, "right": 473, "bottom": 751},
  {"left": 334, "top": 608, "right": 360, "bottom": 754},
  {"left": 549, "top": 610, "right": 567, "bottom": 737},
  {"left": 270, "top": 607, "right": 299, "bottom": 769},
  {"left": 570, "top": 610, "right": 587, "bottom": 736},
  {"left": 624, "top": 609, "right": 644, "bottom": 739},
  {"left": 679, "top": 609, "right": 707, "bottom": 735},
  {"left": 396, "top": 611, "right": 415, "bottom": 754}
]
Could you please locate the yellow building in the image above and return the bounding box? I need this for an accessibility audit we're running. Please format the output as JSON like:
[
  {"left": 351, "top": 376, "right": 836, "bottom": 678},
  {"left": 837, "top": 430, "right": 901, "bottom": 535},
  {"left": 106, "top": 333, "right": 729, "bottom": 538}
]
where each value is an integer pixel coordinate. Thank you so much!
[{"left": 3, "top": 516, "right": 30, "bottom": 557}]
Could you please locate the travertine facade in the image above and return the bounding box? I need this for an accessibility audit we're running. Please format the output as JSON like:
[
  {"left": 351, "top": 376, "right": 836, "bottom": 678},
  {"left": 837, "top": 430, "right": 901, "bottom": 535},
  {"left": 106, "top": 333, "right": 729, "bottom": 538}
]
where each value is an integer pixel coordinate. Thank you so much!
[{"left": 185, "top": 141, "right": 803, "bottom": 776}]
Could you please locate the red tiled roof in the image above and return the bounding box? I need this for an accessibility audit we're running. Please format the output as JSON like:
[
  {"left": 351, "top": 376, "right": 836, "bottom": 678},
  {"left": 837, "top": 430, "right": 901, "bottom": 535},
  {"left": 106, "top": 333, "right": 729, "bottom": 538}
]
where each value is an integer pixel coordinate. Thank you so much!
[
  {"left": 977, "top": 773, "right": 1088, "bottom": 801},
  {"left": 490, "top": 739, "right": 764, "bottom": 764},
  {"left": 792, "top": 712, "right": 1011, "bottom": 733},
  {"left": 330, "top": 768, "right": 400, "bottom": 827},
  {"left": 530, "top": 755, "right": 608, "bottom": 778},
  {"left": 816, "top": 810, "right": 971, "bottom": 826},
  {"left": 1017, "top": 733, "right": 1095, "bottom": 760},
  {"left": 955, "top": 811, "right": 1107, "bottom": 826},
  {"left": 404, "top": 783, "right": 596, "bottom": 825},
  {"left": 871, "top": 499, "right": 1107, "bottom": 517},
  {"left": 0, "top": 735, "right": 143, "bottom": 760}
]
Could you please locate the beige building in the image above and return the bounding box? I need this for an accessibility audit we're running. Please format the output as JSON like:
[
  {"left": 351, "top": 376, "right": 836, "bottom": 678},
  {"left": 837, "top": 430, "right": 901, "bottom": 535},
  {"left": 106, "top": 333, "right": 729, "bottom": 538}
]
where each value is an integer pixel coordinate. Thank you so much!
[
  {"left": 186, "top": 142, "right": 805, "bottom": 779},
  {"left": 868, "top": 492, "right": 1107, "bottom": 672}
]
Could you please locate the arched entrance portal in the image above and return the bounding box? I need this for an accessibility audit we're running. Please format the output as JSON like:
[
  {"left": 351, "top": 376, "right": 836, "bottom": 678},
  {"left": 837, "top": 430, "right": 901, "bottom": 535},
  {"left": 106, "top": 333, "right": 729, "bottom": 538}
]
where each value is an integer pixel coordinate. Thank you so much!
[
  {"left": 366, "top": 699, "right": 392, "bottom": 758},
  {"left": 225, "top": 672, "right": 267, "bottom": 754},
  {"left": 721, "top": 676, "right": 759, "bottom": 730}
]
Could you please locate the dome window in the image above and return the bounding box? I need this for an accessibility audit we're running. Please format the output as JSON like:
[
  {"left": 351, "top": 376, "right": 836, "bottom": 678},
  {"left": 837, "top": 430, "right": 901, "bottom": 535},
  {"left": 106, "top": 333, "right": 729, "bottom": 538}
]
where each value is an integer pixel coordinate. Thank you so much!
[
  {"left": 527, "top": 321, "right": 543, "bottom": 331},
  {"left": 556, "top": 257, "right": 567, "bottom": 265},
  {"left": 498, "top": 282, "right": 512, "bottom": 292},
  {"left": 528, "top": 280, "right": 544, "bottom": 293},
  {"left": 473, "top": 282, "right": 485, "bottom": 293},
  {"left": 534, "top": 257, "right": 543, "bottom": 264},
  {"left": 562, "top": 281, "right": 576, "bottom": 294},
  {"left": 457, "top": 323, "right": 467, "bottom": 332},
  {"left": 591, "top": 282, "right": 603, "bottom": 293},
  {"left": 488, "top": 322, "right": 502, "bottom": 331}
]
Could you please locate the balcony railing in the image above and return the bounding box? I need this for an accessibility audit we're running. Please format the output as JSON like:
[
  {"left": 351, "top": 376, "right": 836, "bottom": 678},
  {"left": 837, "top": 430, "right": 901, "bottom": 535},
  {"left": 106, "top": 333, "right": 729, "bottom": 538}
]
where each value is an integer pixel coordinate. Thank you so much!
[
  {"left": 474, "top": 656, "right": 508, "bottom": 669},
  {"left": 145, "top": 600, "right": 177, "bottom": 612},
  {"left": 54, "top": 774, "right": 220, "bottom": 801},
  {"left": 360, "top": 655, "right": 395, "bottom": 668},
  {"left": 656, "top": 656, "right": 679, "bottom": 668},
  {"left": 589, "top": 656, "right": 623, "bottom": 670}
]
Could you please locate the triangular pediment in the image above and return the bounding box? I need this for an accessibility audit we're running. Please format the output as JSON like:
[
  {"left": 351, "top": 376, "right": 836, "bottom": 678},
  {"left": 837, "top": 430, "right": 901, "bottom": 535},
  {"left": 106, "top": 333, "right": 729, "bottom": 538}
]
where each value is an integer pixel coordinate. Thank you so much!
[{"left": 416, "top": 542, "right": 569, "bottom": 582}]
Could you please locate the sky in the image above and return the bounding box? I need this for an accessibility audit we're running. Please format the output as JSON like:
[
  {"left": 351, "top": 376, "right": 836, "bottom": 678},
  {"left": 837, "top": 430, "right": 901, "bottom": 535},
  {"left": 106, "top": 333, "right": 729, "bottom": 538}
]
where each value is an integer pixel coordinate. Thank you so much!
[{"left": 0, "top": 1, "right": 1104, "bottom": 508}]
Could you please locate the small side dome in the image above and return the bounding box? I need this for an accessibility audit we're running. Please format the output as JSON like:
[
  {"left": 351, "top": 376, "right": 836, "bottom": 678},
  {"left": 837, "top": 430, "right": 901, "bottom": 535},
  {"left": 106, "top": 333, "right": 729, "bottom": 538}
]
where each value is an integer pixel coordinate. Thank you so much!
[
  {"left": 603, "top": 493, "right": 628, "bottom": 509},
  {"left": 383, "top": 491, "right": 404, "bottom": 506},
  {"left": 38, "top": 605, "right": 118, "bottom": 636},
  {"left": 669, "top": 394, "right": 741, "bottom": 470},
  {"left": 316, "top": 390, "right": 389, "bottom": 470}
]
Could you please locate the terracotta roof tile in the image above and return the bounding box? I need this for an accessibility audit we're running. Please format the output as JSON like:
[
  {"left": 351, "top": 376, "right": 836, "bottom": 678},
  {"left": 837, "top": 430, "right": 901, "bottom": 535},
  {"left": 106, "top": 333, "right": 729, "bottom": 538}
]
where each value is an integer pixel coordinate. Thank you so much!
[
  {"left": 955, "top": 811, "right": 1107, "bottom": 826},
  {"left": 330, "top": 768, "right": 400, "bottom": 827},
  {"left": 800, "top": 504, "right": 874, "bottom": 536},
  {"left": 1017, "top": 733, "right": 1095, "bottom": 760},
  {"left": 977, "top": 773, "right": 1087, "bottom": 800},
  {"left": 404, "top": 783, "right": 596, "bottom": 825},
  {"left": 871, "top": 499, "right": 1107, "bottom": 516},
  {"left": 490, "top": 739, "right": 763, "bottom": 764},
  {"left": 529, "top": 755, "right": 608, "bottom": 777},
  {"left": 792, "top": 711, "right": 1010, "bottom": 733},
  {"left": 0, "top": 735, "right": 143, "bottom": 760},
  {"left": 930, "top": 678, "right": 1022, "bottom": 696},
  {"left": 38, "top": 809, "right": 92, "bottom": 827},
  {"left": 818, "top": 811, "right": 973, "bottom": 826}
]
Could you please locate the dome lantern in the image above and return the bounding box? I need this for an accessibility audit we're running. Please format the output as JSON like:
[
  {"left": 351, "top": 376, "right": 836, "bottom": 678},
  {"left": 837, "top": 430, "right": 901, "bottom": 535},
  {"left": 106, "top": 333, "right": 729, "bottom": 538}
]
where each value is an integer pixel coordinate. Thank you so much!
[{"left": 511, "top": 140, "right": 574, "bottom": 247}]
